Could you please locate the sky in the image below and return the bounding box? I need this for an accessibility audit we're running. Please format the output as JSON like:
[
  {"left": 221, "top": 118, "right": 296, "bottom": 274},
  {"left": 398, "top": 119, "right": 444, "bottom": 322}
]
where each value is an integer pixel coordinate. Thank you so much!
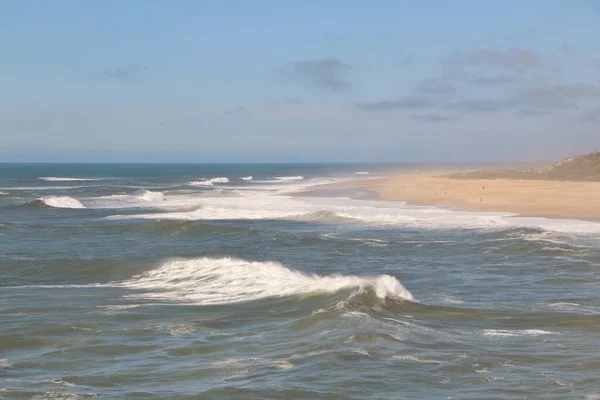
[{"left": 1, "top": 0, "right": 599, "bottom": 162}]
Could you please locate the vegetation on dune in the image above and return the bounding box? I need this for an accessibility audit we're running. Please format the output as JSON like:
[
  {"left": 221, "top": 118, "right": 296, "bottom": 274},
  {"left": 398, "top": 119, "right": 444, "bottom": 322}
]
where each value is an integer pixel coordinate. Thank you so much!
[{"left": 449, "top": 152, "right": 600, "bottom": 181}]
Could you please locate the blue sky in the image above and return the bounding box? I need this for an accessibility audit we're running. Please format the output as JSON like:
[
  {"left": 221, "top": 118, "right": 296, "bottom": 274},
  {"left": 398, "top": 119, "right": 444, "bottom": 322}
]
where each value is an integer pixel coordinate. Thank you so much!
[{"left": 1, "top": 0, "right": 599, "bottom": 162}]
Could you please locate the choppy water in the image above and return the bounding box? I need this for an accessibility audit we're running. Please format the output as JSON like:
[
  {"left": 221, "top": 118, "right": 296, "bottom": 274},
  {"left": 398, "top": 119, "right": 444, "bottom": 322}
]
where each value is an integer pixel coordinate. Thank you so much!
[{"left": 1, "top": 163, "right": 599, "bottom": 399}]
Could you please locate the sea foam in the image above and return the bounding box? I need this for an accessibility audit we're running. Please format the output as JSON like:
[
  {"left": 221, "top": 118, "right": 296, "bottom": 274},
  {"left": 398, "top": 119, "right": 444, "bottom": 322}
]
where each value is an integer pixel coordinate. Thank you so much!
[
  {"left": 120, "top": 257, "right": 414, "bottom": 305},
  {"left": 189, "top": 177, "right": 230, "bottom": 186},
  {"left": 40, "top": 196, "right": 86, "bottom": 209},
  {"left": 135, "top": 190, "right": 165, "bottom": 202},
  {"left": 273, "top": 176, "right": 304, "bottom": 181},
  {"left": 39, "top": 177, "right": 102, "bottom": 182}
]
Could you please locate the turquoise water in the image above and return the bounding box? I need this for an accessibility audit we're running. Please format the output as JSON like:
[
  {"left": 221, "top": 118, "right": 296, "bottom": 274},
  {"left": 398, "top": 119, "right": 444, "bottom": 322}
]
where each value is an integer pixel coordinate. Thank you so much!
[{"left": 1, "top": 164, "right": 600, "bottom": 399}]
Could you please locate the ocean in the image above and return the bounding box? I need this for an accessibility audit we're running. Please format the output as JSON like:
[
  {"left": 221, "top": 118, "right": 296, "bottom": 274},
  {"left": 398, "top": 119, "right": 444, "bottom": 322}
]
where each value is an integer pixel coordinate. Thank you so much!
[{"left": 1, "top": 163, "right": 599, "bottom": 399}]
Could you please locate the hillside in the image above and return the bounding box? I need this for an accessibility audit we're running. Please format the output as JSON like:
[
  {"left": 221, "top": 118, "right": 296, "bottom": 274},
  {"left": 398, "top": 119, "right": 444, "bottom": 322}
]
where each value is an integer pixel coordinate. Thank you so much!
[{"left": 449, "top": 152, "right": 600, "bottom": 181}]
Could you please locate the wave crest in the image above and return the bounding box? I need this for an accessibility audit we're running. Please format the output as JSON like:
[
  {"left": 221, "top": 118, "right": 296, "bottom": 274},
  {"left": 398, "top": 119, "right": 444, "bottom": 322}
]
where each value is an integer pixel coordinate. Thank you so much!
[
  {"left": 189, "top": 177, "right": 230, "bottom": 186},
  {"left": 135, "top": 190, "right": 165, "bottom": 202},
  {"left": 273, "top": 176, "right": 304, "bottom": 181},
  {"left": 40, "top": 196, "right": 86, "bottom": 209},
  {"left": 120, "top": 257, "right": 414, "bottom": 305},
  {"left": 39, "top": 177, "right": 101, "bottom": 182}
]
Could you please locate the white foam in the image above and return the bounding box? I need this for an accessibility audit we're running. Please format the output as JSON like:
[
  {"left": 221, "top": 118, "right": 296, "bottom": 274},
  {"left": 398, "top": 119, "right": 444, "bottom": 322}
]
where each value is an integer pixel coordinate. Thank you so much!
[
  {"left": 41, "top": 196, "right": 86, "bottom": 209},
  {"left": 45, "top": 378, "right": 76, "bottom": 387},
  {"left": 240, "top": 176, "right": 253, "bottom": 181},
  {"left": 39, "top": 177, "right": 102, "bottom": 182},
  {"left": 110, "top": 206, "right": 304, "bottom": 221},
  {"left": 108, "top": 192, "right": 312, "bottom": 220},
  {"left": 507, "top": 216, "right": 600, "bottom": 235},
  {"left": 189, "top": 177, "right": 230, "bottom": 186},
  {"left": 2, "top": 186, "right": 88, "bottom": 191},
  {"left": 442, "top": 296, "right": 464, "bottom": 304},
  {"left": 100, "top": 177, "right": 600, "bottom": 236},
  {"left": 85, "top": 190, "right": 201, "bottom": 211},
  {"left": 273, "top": 176, "right": 304, "bottom": 181},
  {"left": 483, "top": 329, "right": 556, "bottom": 337},
  {"left": 119, "top": 257, "right": 414, "bottom": 305},
  {"left": 0, "top": 192, "right": 7, "bottom": 195},
  {"left": 135, "top": 190, "right": 165, "bottom": 202},
  {"left": 548, "top": 302, "right": 581, "bottom": 307},
  {"left": 98, "top": 304, "right": 142, "bottom": 312}
]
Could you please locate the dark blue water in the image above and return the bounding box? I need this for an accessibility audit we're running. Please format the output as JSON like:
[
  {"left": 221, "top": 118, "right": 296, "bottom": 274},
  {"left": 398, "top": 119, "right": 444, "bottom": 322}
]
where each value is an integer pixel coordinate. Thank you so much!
[{"left": 1, "top": 164, "right": 600, "bottom": 399}]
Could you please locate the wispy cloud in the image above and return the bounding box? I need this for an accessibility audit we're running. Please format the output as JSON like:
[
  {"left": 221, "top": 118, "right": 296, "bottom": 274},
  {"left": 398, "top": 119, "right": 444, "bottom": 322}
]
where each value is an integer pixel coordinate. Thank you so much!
[
  {"left": 103, "top": 65, "right": 146, "bottom": 81},
  {"left": 515, "top": 83, "right": 599, "bottom": 109},
  {"left": 444, "top": 48, "right": 541, "bottom": 70},
  {"left": 410, "top": 113, "right": 459, "bottom": 122},
  {"left": 416, "top": 79, "right": 456, "bottom": 95},
  {"left": 447, "top": 83, "right": 599, "bottom": 113},
  {"left": 560, "top": 42, "right": 575, "bottom": 55},
  {"left": 224, "top": 106, "right": 249, "bottom": 115},
  {"left": 284, "top": 96, "right": 303, "bottom": 104},
  {"left": 578, "top": 107, "right": 600, "bottom": 123},
  {"left": 517, "top": 108, "right": 553, "bottom": 118},
  {"left": 450, "top": 71, "right": 520, "bottom": 86},
  {"left": 356, "top": 96, "right": 436, "bottom": 111},
  {"left": 281, "top": 57, "right": 351, "bottom": 92},
  {"left": 447, "top": 98, "right": 511, "bottom": 113}
]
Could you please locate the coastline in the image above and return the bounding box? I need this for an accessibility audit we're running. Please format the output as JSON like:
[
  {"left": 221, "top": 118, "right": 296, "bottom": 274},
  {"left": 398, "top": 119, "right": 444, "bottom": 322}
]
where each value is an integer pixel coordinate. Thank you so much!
[{"left": 361, "top": 173, "right": 600, "bottom": 221}]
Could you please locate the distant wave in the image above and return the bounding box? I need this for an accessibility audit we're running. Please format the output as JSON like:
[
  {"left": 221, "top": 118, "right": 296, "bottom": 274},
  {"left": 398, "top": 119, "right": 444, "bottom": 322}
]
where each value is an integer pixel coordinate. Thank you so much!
[
  {"left": 483, "top": 329, "right": 556, "bottom": 337},
  {"left": 40, "top": 196, "right": 86, "bottom": 209},
  {"left": 107, "top": 206, "right": 305, "bottom": 221},
  {"left": 240, "top": 176, "right": 253, "bottom": 181},
  {"left": 119, "top": 257, "right": 414, "bottom": 305},
  {"left": 0, "top": 191, "right": 8, "bottom": 196},
  {"left": 354, "top": 171, "right": 370, "bottom": 175},
  {"left": 134, "top": 190, "right": 165, "bottom": 202},
  {"left": 273, "top": 176, "right": 304, "bottom": 181},
  {"left": 189, "top": 177, "right": 230, "bottom": 186},
  {"left": 0, "top": 186, "right": 89, "bottom": 191},
  {"left": 39, "top": 177, "right": 102, "bottom": 182}
]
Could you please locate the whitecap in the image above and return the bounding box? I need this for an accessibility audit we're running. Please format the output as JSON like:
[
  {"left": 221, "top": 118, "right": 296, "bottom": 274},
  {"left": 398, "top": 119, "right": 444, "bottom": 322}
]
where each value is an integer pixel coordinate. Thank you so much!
[
  {"left": 189, "top": 177, "right": 230, "bottom": 186},
  {"left": 39, "top": 177, "right": 102, "bottom": 182},
  {"left": 483, "top": 329, "right": 556, "bottom": 337},
  {"left": 119, "top": 257, "right": 414, "bottom": 305},
  {"left": 45, "top": 378, "right": 76, "bottom": 387},
  {"left": 135, "top": 190, "right": 165, "bottom": 202},
  {"left": 273, "top": 176, "right": 304, "bottom": 181},
  {"left": 40, "top": 196, "right": 85, "bottom": 209}
]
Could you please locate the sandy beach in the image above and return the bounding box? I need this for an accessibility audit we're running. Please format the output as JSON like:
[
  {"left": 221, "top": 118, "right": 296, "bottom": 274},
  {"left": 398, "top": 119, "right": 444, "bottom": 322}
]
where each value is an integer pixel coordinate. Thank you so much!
[{"left": 367, "top": 173, "right": 600, "bottom": 220}]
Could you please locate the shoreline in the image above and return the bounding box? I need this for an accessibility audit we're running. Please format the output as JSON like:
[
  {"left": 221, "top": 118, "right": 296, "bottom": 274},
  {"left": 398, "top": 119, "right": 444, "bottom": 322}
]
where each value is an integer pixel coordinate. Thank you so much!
[
  {"left": 358, "top": 173, "right": 600, "bottom": 221},
  {"left": 333, "top": 171, "right": 600, "bottom": 222}
]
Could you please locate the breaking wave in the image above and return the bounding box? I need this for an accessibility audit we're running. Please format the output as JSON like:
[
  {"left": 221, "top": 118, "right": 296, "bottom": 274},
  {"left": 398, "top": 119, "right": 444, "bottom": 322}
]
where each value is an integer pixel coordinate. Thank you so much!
[
  {"left": 107, "top": 206, "right": 305, "bottom": 221},
  {"left": 240, "top": 176, "right": 253, "bottom": 181},
  {"left": 273, "top": 176, "right": 304, "bottom": 181},
  {"left": 40, "top": 196, "right": 86, "bottom": 209},
  {"left": 354, "top": 171, "right": 370, "bottom": 175},
  {"left": 119, "top": 257, "right": 414, "bottom": 305},
  {"left": 135, "top": 190, "right": 165, "bottom": 202},
  {"left": 39, "top": 177, "right": 102, "bottom": 182},
  {"left": 189, "top": 177, "right": 230, "bottom": 186}
]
